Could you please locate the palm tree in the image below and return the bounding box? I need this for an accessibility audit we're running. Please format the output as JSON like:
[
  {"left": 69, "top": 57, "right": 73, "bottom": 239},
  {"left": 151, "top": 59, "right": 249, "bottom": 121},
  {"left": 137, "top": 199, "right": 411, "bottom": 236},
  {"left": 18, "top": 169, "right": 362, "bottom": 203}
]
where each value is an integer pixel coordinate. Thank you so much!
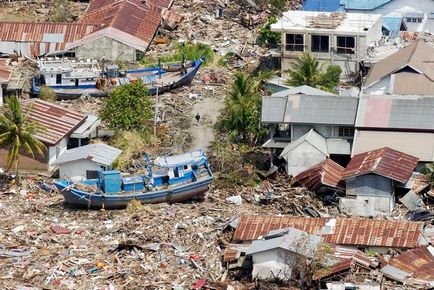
[
  {"left": 286, "top": 52, "right": 323, "bottom": 87},
  {"left": 0, "top": 96, "right": 46, "bottom": 177}
]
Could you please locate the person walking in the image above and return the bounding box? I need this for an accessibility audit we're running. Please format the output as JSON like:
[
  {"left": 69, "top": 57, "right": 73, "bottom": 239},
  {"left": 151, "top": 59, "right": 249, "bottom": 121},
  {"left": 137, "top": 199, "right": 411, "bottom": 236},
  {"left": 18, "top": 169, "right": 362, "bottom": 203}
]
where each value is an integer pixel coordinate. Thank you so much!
[{"left": 195, "top": 113, "right": 201, "bottom": 124}]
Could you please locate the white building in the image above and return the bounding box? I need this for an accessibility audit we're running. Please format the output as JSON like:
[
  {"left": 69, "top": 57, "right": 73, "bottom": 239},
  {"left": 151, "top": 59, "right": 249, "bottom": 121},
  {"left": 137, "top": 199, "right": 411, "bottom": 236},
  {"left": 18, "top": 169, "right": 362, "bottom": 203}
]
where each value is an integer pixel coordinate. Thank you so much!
[
  {"left": 270, "top": 11, "right": 382, "bottom": 77},
  {"left": 53, "top": 143, "right": 122, "bottom": 179}
]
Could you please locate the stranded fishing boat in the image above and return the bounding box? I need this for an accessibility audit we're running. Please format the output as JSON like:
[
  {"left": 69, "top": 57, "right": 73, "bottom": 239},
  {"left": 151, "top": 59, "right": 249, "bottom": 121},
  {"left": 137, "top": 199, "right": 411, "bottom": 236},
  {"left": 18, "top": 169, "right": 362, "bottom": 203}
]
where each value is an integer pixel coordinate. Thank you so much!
[
  {"left": 31, "top": 57, "right": 204, "bottom": 100},
  {"left": 53, "top": 150, "right": 213, "bottom": 209}
]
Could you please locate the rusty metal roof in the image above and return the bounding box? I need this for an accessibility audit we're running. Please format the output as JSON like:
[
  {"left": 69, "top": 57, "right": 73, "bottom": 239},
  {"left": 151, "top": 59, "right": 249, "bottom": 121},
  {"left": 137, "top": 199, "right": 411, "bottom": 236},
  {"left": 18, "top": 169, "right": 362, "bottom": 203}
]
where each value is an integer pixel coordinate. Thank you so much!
[
  {"left": 387, "top": 246, "right": 434, "bottom": 282},
  {"left": 295, "top": 159, "right": 345, "bottom": 192},
  {"left": 0, "top": 58, "right": 12, "bottom": 83},
  {"left": 80, "top": 0, "right": 171, "bottom": 51},
  {"left": 21, "top": 99, "right": 86, "bottom": 146},
  {"left": 329, "top": 218, "right": 423, "bottom": 248},
  {"left": 233, "top": 215, "right": 329, "bottom": 242},
  {"left": 342, "top": 147, "right": 419, "bottom": 183}
]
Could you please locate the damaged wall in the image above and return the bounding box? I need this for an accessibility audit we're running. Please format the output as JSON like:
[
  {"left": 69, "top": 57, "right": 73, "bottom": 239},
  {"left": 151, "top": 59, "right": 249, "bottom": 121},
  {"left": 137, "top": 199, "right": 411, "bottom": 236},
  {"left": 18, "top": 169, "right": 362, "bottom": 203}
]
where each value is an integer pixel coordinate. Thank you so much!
[
  {"left": 250, "top": 248, "right": 303, "bottom": 280},
  {"left": 339, "top": 194, "right": 395, "bottom": 217},
  {"left": 74, "top": 36, "right": 137, "bottom": 61}
]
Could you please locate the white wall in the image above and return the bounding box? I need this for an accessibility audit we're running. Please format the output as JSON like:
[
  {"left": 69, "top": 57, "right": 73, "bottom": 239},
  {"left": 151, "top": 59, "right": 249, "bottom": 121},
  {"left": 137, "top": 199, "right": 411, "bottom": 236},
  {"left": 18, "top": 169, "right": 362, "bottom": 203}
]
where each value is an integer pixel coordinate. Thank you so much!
[
  {"left": 363, "top": 76, "right": 390, "bottom": 95},
  {"left": 251, "top": 249, "right": 301, "bottom": 280},
  {"left": 283, "top": 142, "right": 327, "bottom": 176},
  {"left": 75, "top": 36, "right": 137, "bottom": 61},
  {"left": 47, "top": 138, "right": 67, "bottom": 171},
  {"left": 326, "top": 282, "right": 381, "bottom": 290},
  {"left": 58, "top": 159, "right": 105, "bottom": 179}
]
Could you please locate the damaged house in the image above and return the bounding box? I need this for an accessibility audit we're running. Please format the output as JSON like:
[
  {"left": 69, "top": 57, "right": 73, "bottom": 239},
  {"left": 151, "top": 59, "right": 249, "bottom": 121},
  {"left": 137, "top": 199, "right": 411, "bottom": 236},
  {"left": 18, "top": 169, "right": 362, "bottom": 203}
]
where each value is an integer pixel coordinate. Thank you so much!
[
  {"left": 270, "top": 11, "right": 382, "bottom": 76},
  {"left": 261, "top": 86, "right": 359, "bottom": 176},
  {"left": 0, "top": 0, "right": 172, "bottom": 61},
  {"left": 339, "top": 147, "right": 419, "bottom": 217},
  {"left": 0, "top": 99, "right": 100, "bottom": 172},
  {"left": 0, "top": 58, "right": 12, "bottom": 104}
]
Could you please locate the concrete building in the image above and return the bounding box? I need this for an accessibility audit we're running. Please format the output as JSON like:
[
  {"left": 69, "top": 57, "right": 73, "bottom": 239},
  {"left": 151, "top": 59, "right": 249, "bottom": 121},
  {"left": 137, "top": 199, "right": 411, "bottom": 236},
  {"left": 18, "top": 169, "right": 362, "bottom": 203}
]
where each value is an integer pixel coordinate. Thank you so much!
[
  {"left": 53, "top": 143, "right": 122, "bottom": 179},
  {"left": 339, "top": 147, "right": 419, "bottom": 217},
  {"left": 0, "top": 99, "right": 100, "bottom": 172},
  {"left": 353, "top": 95, "right": 434, "bottom": 163},
  {"left": 245, "top": 227, "right": 322, "bottom": 280},
  {"left": 261, "top": 86, "right": 359, "bottom": 175},
  {"left": 270, "top": 11, "right": 382, "bottom": 76},
  {"left": 363, "top": 40, "right": 434, "bottom": 95}
]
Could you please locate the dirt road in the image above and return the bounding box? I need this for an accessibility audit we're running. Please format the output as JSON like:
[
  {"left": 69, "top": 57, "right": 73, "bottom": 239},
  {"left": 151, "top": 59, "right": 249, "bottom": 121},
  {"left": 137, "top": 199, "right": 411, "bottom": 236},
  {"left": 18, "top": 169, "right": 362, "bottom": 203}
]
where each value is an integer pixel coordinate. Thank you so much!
[{"left": 189, "top": 95, "right": 224, "bottom": 151}]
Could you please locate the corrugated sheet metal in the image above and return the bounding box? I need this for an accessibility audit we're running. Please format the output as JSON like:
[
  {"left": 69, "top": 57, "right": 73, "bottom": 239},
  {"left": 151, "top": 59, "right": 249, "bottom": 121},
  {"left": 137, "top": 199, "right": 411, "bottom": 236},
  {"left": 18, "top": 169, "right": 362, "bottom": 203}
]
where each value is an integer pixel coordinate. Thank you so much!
[
  {"left": 53, "top": 143, "right": 122, "bottom": 166},
  {"left": 364, "top": 40, "right": 434, "bottom": 90},
  {"left": 387, "top": 246, "right": 434, "bottom": 282},
  {"left": 341, "top": 0, "right": 392, "bottom": 10},
  {"left": 0, "top": 58, "right": 12, "bottom": 83},
  {"left": 392, "top": 73, "right": 434, "bottom": 96},
  {"left": 272, "top": 85, "right": 336, "bottom": 98},
  {"left": 279, "top": 129, "right": 329, "bottom": 159},
  {"left": 295, "top": 159, "right": 345, "bottom": 192},
  {"left": 233, "top": 216, "right": 328, "bottom": 242},
  {"left": 342, "top": 147, "right": 419, "bottom": 183},
  {"left": 261, "top": 96, "right": 287, "bottom": 123},
  {"left": 356, "top": 95, "right": 434, "bottom": 130},
  {"left": 303, "top": 0, "right": 341, "bottom": 12},
  {"left": 329, "top": 218, "right": 423, "bottom": 248},
  {"left": 21, "top": 99, "right": 86, "bottom": 146},
  {"left": 352, "top": 130, "right": 434, "bottom": 162}
]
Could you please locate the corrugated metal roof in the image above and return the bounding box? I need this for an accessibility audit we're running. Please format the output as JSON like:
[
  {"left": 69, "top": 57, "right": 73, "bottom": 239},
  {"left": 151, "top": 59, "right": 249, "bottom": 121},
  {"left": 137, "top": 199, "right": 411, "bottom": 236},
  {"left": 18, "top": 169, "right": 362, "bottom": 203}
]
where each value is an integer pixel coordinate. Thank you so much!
[
  {"left": 382, "top": 16, "right": 402, "bottom": 39},
  {"left": 303, "top": 0, "right": 342, "bottom": 12},
  {"left": 364, "top": 40, "right": 434, "bottom": 91},
  {"left": 342, "top": 147, "right": 419, "bottom": 183},
  {"left": 356, "top": 95, "right": 434, "bottom": 130},
  {"left": 0, "top": 58, "right": 12, "bottom": 84},
  {"left": 234, "top": 216, "right": 424, "bottom": 248},
  {"left": 21, "top": 99, "right": 86, "bottom": 146},
  {"left": 352, "top": 130, "right": 434, "bottom": 162},
  {"left": 262, "top": 93, "right": 358, "bottom": 125},
  {"left": 272, "top": 85, "right": 336, "bottom": 98},
  {"left": 295, "top": 159, "right": 345, "bottom": 192},
  {"left": 392, "top": 73, "right": 434, "bottom": 95},
  {"left": 387, "top": 246, "right": 434, "bottom": 282},
  {"left": 79, "top": 0, "right": 171, "bottom": 51},
  {"left": 340, "top": 0, "right": 392, "bottom": 10},
  {"left": 329, "top": 218, "right": 423, "bottom": 248},
  {"left": 233, "top": 216, "right": 329, "bottom": 242},
  {"left": 53, "top": 143, "right": 122, "bottom": 166},
  {"left": 279, "top": 129, "right": 329, "bottom": 159}
]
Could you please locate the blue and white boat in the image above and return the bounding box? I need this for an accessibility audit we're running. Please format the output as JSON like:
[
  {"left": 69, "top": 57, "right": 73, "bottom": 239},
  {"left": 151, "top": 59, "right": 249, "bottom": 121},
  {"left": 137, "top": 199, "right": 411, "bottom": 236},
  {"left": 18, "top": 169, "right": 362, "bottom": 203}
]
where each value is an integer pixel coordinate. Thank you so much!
[
  {"left": 53, "top": 149, "right": 213, "bottom": 209},
  {"left": 31, "top": 57, "right": 204, "bottom": 100}
]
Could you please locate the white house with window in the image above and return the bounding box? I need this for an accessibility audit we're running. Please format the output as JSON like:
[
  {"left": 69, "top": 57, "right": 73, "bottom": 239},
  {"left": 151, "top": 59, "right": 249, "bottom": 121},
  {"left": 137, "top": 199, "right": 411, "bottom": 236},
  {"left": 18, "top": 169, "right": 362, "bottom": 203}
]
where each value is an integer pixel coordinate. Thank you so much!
[{"left": 271, "top": 11, "right": 382, "bottom": 77}]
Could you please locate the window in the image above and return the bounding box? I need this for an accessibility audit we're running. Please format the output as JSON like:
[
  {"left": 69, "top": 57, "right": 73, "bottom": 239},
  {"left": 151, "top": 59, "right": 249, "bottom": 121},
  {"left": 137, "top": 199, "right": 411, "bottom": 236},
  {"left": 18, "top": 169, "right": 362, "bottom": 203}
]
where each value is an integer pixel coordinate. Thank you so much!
[
  {"left": 338, "top": 127, "right": 355, "bottom": 137},
  {"left": 285, "top": 34, "right": 304, "bottom": 51},
  {"left": 311, "top": 35, "right": 329, "bottom": 53},
  {"left": 136, "top": 50, "right": 145, "bottom": 61},
  {"left": 337, "top": 36, "right": 355, "bottom": 54},
  {"left": 56, "top": 74, "right": 62, "bottom": 84}
]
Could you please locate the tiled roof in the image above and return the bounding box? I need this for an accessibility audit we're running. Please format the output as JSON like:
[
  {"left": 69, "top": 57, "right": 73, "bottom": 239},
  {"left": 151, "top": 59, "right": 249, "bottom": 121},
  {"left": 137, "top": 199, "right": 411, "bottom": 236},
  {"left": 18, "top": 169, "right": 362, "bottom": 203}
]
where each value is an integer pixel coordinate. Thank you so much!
[
  {"left": 342, "top": 147, "right": 419, "bottom": 183},
  {"left": 0, "top": 58, "right": 12, "bottom": 84},
  {"left": 329, "top": 218, "right": 423, "bottom": 248},
  {"left": 295, "top": 159, "right": 345, "bottom": 191},
  {"left": 233, "top": 215, "right": 328, "bottom": 242},
  {"left": 22, "top": 99, "right": 86, "bottom": 146}
]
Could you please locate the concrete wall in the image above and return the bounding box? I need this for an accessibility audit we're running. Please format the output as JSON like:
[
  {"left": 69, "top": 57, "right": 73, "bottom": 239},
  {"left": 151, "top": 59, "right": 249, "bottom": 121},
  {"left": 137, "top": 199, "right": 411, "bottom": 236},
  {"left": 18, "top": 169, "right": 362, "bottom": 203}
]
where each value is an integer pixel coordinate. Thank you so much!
[
  {"left": 58, "top": 159, "right": 108, "bottom": 179},
  {"left": 251, "top": 248, "right": 303, "bottom": 280},
  {"left": 283, "top": 142, "right": 327, "bottom": 176},
  {"left": 339, "top": 194, "right": 394, "bottom": 217},
  {"left": 292, "top": 124, "right": 354, "bottom": 141},
  {"left": 48, "top": 138, "right": 67, "bottom": 171},
  {"left": 346, "top": 174, "right": 393, "bottom": 196},
  {"left": 74, "top": 36, "right": 137, "bottom": 61}
]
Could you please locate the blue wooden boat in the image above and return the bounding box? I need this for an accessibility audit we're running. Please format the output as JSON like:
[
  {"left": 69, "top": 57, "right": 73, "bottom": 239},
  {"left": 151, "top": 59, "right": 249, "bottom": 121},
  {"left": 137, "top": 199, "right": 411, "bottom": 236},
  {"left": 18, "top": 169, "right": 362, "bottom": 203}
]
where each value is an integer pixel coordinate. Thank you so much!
[
  {"left": 53, "top": 149, "right": 213, "bottom": 209},
  {"left": 31, "top": 57, "right": 204, "bottom": 100}
]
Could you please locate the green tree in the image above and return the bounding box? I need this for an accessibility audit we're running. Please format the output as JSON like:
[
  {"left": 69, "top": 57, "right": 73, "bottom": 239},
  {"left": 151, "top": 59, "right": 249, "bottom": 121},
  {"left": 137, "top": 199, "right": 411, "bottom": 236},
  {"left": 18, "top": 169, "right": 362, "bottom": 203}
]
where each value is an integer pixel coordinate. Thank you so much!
[
  {"left": 39, "top": 86, "right": 56, "bottom": 102},
  {"left": 257, "top": 16, "right": 281, "bottom": 48},
  {"left": 269, "top": 0, "right": 287, "bottom": 14},
  {"left": 424, "top": 163, "right": 434, "bottom": 186},
  {"left": 216, "top": 71, "right": 266, "bottom": 143},
  {"left": 286, "top": 52, "right": 342, "bottom": 93},
  {"left": 0, "top": 96, "right": 46, "bottom": 176},
  {"left": 100, "top": 80, "right": 153, "bottom": 134}
]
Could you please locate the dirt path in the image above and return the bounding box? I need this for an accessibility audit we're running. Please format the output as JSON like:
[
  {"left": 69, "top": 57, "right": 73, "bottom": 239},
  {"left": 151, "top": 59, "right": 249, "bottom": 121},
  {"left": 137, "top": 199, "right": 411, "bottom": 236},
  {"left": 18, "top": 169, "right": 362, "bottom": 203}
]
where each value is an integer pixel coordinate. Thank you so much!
[{"left": 189, "top": 95, "right": 224, "bottom": 151}]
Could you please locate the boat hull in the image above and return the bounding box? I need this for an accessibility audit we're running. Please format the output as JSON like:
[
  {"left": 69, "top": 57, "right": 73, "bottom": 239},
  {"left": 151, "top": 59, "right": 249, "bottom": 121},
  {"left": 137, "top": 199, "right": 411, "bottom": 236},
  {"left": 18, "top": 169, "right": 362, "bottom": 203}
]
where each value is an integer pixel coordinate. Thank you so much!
[{"left": 54, "top": 176, "right": 213, "bottom": 209}]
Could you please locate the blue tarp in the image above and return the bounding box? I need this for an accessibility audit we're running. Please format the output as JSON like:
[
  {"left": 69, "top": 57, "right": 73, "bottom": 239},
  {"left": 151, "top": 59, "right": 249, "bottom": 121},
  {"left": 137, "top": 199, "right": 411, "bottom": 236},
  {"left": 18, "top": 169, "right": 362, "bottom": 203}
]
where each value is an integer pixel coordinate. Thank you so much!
[
  {"left": 302, "top": 0, "right": 342, "bottom": 12},
  {"left": 383, "top": 16, "right": 402, "bottom": 39},
  {"left": 340, "top": 0, "right": 392, "bottom": 10}
]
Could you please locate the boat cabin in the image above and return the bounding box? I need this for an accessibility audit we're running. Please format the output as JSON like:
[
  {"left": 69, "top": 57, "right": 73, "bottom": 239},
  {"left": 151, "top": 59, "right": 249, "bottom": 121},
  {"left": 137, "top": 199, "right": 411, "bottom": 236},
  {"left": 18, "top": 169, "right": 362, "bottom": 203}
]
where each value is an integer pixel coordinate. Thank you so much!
[{"left": 35, "top": 58, "right": 101, "bottom": 89}]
